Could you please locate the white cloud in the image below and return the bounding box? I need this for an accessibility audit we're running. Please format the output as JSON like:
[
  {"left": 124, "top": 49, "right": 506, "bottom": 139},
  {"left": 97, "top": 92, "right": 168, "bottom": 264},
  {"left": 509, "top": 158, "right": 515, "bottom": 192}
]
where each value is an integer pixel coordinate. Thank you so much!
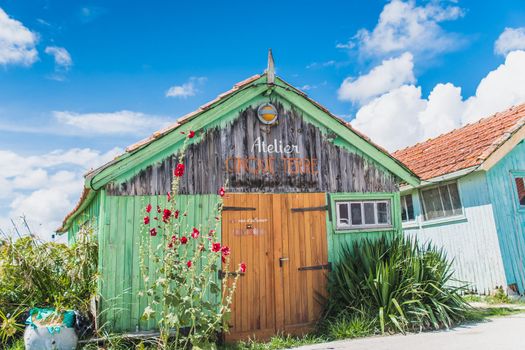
[
  {"left": 0, "top": 147, "right": 121, "bottom": 240},
  {"left": 350, "top": 50, "right": 525, "bottom": 151},
  {"left": 45, "top": 46, "right": 72, "bottom": 70},
  {"left": 494, "top": 27, "right": 525, "bottom": 57},
  {"left": 0, "top": 7, "right": 38, "bottom": 66},
  {"left": 53, "top": 110, "right": 171, "bottom": 136},
  {"left": 306, "top": 60, "right": 336, "bottom": 69},
  {"left": 349, "top": 0, "right": 464, "bottom": 60},
  {"left": 338, "top": 52, "right": 415, "bottom": 105},
  {"left": 166, "top": 77, "right": 206, "bottom": 98}
]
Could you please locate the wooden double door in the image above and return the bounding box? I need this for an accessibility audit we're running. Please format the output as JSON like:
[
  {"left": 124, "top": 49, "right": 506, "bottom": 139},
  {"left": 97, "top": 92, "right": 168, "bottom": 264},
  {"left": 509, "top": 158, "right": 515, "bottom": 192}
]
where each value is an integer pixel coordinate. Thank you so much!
[{"left": 222, "top": 193, "right": 329, "bottom": 341}]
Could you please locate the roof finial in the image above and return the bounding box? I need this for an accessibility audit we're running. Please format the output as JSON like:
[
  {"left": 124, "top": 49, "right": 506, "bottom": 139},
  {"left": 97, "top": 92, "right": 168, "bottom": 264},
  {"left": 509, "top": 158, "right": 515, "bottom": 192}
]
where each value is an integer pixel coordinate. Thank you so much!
[{"left": 266, "top": 48, "right": 275, "bottom": 85}]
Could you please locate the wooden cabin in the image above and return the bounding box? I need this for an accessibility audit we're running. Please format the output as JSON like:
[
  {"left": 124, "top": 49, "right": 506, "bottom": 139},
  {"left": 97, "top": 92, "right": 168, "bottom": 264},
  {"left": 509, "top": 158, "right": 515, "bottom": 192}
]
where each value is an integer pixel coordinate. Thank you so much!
[
  {"left": 394, "top": 104, "right": 525, "bottom": 295},
  {"left": 57, "top": 53, "right": 418, "bottom": 340}
]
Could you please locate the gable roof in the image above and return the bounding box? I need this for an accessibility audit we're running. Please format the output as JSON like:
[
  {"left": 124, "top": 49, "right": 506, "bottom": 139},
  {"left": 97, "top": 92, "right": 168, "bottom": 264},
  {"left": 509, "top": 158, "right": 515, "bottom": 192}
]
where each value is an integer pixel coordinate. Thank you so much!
[
  {"left": 58, "top": 72, "right": 419, "bottom": 233},
  {"left": 393, "top": 103, "right": 525, "bottom": 181}
]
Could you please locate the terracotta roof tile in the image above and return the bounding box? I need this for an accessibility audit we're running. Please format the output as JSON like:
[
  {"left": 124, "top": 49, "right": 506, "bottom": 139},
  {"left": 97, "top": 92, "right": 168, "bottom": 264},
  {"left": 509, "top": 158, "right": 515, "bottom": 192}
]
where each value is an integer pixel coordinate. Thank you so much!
[{"left": 393, "top": 104, "right": 525, "bottom": 180}]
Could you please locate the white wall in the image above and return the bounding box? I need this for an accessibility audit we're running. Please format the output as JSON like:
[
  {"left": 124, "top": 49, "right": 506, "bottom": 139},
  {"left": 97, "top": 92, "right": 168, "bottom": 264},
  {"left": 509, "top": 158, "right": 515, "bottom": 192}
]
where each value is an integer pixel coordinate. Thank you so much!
[{"left": 403, "top": 171, "right": 507, "bottom": 294}]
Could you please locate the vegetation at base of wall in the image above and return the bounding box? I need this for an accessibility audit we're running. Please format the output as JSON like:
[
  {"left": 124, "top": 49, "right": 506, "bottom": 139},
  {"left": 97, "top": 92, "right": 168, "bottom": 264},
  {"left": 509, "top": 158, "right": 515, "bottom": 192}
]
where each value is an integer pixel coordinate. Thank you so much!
[
  {"left": 463, "top": 287, "right": 518, "bottom": 305},
  {"left": 319, "top": 309, "right": 378, "bottom": 340},
  {"left": 326, "top": 236, "right": 471, "bottom": 334},
  {"left": 0, "top": 223, "right": 98, "bottom": 343}
]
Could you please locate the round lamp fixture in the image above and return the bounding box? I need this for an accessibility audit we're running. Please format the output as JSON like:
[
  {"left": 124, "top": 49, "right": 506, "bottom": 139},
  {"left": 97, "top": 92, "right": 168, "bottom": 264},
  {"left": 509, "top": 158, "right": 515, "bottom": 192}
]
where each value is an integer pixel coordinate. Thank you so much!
[{"left": 257, "top": 103, "right": 278, "bottom": 125}]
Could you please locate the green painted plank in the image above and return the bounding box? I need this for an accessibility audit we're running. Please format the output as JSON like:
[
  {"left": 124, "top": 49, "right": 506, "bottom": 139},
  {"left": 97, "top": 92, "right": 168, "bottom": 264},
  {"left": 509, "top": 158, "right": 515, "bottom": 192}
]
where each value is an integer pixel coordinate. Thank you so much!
[{"left": 122, "top": 196, "right": 135, "bottom": 331}]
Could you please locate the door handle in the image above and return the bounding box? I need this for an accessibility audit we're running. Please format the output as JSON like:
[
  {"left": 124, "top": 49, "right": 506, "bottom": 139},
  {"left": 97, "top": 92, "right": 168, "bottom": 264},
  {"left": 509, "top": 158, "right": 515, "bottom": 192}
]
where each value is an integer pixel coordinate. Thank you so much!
[{"left": 279, "top": 257, "right": 289, "bottom": 267}]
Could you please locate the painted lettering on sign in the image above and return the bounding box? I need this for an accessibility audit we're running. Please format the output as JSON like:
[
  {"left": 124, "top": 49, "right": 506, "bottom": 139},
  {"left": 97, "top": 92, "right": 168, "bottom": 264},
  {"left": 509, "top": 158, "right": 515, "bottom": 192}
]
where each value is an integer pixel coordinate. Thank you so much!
[
  {"left": 225, "top": 157, "right": 319, "bottom": 176},
  {"left": 251, "top": 137, "right": 299, "bottom": 154}
]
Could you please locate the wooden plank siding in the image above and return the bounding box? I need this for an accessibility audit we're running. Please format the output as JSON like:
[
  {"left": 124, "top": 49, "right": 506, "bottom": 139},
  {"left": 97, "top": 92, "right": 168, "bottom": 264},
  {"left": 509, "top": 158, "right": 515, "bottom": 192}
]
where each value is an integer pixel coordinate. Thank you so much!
[
  {"left": 486, "top": 140, "right": 525, "bottom": 292},
  {"left": 402, "top": 171, "right": 508, "bottom": 294},
  {"left": 106, "top": 101, "right": 398, "bottom": 196},
  {"left": 67, "top": 192, "right": 100, "bottom": 244},
  {"left": 98, "top": 194, "right": 221, "bottom": 332}
]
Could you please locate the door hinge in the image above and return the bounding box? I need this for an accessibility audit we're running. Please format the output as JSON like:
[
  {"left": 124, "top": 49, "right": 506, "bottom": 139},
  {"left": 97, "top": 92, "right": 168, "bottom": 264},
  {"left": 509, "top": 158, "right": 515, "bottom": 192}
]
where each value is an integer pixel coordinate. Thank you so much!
[
  {"left": 298, "top": 262, "right": 332, "bottom": 271},
  {"left": 291, "top": 205, "right": 328, "bottom": 213},
  {"left": 222, "top": 206, "right": 256, "bottom": 211}
]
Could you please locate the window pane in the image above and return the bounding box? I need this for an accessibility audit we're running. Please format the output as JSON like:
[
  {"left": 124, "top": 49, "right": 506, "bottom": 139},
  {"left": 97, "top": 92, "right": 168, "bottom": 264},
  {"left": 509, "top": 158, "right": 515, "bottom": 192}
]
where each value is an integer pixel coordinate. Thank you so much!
[
  {"left": 338, "top": 203, "right": 349, "bottom": 225},
  {"left": 448, "top": 183, "right": 463, "bottom": 215},
  {"left": 377, "top": 202, "right": 389, "bottom": 224},
  {"left": 516, "top": 177, "right": 525, "bottom": 206},
  {"left": 440, "top": 186, "right": 454, "bottom": 217},
  {"left": 422, "top": 187, "right": 444, "bottom": 220},
  {"left": 364, "top": 202, "right": 375, "bottom": 224},
  {"left": 350, "top": 203, "right": 362, "bottom": 225},
  {"left": 401, "top": 195, "right": 414, "bottom": 222}
]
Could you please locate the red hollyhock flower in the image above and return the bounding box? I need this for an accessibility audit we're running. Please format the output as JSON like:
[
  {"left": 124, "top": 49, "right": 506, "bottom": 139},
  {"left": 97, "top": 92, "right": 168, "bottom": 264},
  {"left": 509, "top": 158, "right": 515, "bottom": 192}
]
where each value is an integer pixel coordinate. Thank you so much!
[
  {"left": 191, "top": 227, "right": 200, "bottom": 239},
  {"left": 156, "top": 205, "right": 161, "bottom": 213},
  {"left": 221, "top": 246, "right": 231, "bottom": 257},
  {"left": 188, "top": 130, "right": 195, "bottom": 138},
  {"left": 209, "top": 229, "right": 215, "bottom": 235},
  {"left": 143, "top": 216, "right": 150, "bottom": 225},
  {"left": 149, "top": 228, "right": 157, "bottom": 236},
  {"left": 218, "top": 187, "right": 225, "bottom": 197},
  {"left": 180, "top": 236, "right": 188, "bottom": 244},
  {"left": 174, "top": 210, "right": 180, "bottom": 219},
  {"left": 187, "top": 260, "right": 192, "bottom": 268},
  {"left": 222, "top": 256, "right": 226, "bottom": 263},
  {"left": 167, "top": 242, "right": 173, "bottom": 249},
  {"left": 146, "top": 204, "right": 152, "bottom": 213},
  {"left": 167, "top": 192, "right": 171, "bottom": 202},
  {"left": 171, "top": 235, "right": 177, "bottom": 241},
  {"left": 212, "top": 242, "right": 221, "bottom": 252},
  {"left": 162, "top": 209, "right": 172, "bottom": 223},
  {"left": 174, "top": 163, "right": 185, "bottom": 177},
  {"left": 240, "top": 262, "right": 247, "bottom": 273}
]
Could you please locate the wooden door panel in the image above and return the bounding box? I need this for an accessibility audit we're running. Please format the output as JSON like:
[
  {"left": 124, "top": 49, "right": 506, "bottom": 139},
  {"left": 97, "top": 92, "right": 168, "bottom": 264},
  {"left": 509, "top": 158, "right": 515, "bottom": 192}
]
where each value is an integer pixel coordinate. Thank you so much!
[
  {"left": 222, "top": 193, "right": 275, "bottom": 340},
  {"left": 279, "top": 193, "right": 329, "bottom": 332},
  {"left": 222, "top": 192, "right": 329, "bottom": 340}
]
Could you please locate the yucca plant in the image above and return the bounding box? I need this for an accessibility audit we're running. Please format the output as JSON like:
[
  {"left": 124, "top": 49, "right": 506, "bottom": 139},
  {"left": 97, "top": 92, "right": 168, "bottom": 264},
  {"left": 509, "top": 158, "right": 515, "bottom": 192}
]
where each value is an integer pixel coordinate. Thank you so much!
[{"left": 326, "top": 236, "right": 469, "bottom": 334}]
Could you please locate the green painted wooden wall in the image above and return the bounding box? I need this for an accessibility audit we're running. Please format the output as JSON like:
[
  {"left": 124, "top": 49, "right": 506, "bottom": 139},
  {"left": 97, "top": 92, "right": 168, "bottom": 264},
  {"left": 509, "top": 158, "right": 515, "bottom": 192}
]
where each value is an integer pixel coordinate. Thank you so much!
[
  {"left": 97, "top": 193, "right": 222, "bottom": 332},
  {"left": 486, "top": 140, "right": 525, "bottom": 292},
  {"left": 67, "top": 192, "right": 100, "bottom": 244}
]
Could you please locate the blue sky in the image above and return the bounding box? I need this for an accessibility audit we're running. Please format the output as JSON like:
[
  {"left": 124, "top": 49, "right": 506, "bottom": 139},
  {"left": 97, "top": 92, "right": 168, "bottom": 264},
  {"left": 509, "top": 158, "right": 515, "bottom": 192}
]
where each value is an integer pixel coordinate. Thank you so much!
[{"left": 1, "top": 0, "right": 525, "bottom": 239}]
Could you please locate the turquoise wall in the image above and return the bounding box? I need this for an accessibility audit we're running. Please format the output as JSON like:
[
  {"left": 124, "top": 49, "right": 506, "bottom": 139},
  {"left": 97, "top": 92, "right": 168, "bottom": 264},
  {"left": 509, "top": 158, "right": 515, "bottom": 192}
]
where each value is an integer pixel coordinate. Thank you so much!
[
  {"left": 402, "top": 171, "right": 507, "bottom": 294},
  {"left": 486, "top": 140, "right": 525, "bottom": 292}
]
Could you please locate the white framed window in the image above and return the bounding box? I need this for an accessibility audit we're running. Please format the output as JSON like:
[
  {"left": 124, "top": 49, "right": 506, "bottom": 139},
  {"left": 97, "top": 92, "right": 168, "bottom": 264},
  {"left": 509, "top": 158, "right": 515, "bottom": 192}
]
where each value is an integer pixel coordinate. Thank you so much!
[
  {"left": 420, "top": 182, "right": 462, "bottom": 221},
  {"left": 400, "top": 194, "right": 415, "bottom": 222},
  {"left": 514, "top": 176, "right": 525, "bottom": 206},
  {"left": 336, "top": 200, "right": 392, "bottom": 230}
]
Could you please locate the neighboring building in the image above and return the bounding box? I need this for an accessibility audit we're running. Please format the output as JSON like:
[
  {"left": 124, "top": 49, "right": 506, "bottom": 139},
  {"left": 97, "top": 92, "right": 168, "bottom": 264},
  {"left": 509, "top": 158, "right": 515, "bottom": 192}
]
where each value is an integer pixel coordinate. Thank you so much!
[
  {"left": 57, "top": 54, "right": 418, "bottom": 340},
  {"left": 393, "top": 104, "right": 525, "bottom": 295}
]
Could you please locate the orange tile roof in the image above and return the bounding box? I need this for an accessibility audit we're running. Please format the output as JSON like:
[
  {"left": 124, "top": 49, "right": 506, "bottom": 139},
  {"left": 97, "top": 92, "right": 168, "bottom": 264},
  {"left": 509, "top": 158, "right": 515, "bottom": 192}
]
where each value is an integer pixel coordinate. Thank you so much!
[{"left": 393, "top": 103, "right": 525, "bottom": 180}]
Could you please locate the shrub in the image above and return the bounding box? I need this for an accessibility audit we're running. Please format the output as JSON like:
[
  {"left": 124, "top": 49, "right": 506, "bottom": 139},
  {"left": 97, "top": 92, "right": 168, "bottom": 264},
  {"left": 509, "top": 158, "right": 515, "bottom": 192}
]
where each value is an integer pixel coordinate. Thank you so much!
[
  {"left": 327, "top": 236, "right": 470, "bottom": 333},
  {"left": 0, "top": 223, "right": 98, "bottom": 342}
]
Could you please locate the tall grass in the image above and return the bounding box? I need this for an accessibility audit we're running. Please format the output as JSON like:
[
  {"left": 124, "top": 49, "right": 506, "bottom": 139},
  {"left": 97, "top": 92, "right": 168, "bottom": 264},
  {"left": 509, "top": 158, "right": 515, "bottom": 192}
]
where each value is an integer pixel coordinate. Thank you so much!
[
  {"left": 0, "top": 223, "right": 98, "bottom": 342},
  {"left": 326, "top": 236, "right": 470, "bottom": 333}
]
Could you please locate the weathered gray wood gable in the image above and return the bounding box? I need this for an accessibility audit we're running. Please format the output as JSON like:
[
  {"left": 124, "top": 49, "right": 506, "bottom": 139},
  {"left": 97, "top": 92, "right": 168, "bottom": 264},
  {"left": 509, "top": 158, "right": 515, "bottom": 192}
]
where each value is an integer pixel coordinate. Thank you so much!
[{"left": 106, "top": 101, "right": 398, "bottom": 195}]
